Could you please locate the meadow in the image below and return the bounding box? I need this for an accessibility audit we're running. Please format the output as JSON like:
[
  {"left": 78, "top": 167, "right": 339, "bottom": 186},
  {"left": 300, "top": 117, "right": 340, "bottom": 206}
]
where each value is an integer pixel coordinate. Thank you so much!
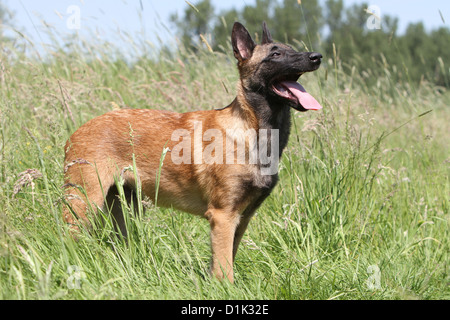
[{"left": 0, "top": 26, "right": 449, "bottom": 300}]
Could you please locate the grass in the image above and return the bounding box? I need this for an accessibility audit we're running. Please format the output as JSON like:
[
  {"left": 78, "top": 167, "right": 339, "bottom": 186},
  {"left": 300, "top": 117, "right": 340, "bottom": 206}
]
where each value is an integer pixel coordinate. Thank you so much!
[{"left": 0, "top": 23, "right": 449, "bottom": 300}]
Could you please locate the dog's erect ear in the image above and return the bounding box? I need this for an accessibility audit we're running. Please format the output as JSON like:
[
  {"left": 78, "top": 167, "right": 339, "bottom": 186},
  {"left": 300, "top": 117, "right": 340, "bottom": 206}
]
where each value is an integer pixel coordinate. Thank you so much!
[
  {"left": 261, "top": 21, "right": 273, "bottom": 45},
  {"left": 232, "top": 22, "right": 256, "bottom": 62}
]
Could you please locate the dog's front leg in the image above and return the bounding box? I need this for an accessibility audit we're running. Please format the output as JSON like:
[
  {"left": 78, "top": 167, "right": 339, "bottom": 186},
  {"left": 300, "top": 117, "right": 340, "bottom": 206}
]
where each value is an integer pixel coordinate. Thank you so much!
[
  {"left": 232, "top": 214, "right": 252, "bottom": 262},
  {"left": 205, "top": 208, "right": 240, "bottom": 283},
  {"left": 232, "top": 193, "right": 271, "bottom": 262}
]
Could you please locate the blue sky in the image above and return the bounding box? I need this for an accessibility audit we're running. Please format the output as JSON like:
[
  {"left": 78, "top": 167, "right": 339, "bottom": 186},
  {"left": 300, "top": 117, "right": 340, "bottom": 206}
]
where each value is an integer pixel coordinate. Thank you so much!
[{"left": 2, "top": 0, "right": 449, "bottom": 54}]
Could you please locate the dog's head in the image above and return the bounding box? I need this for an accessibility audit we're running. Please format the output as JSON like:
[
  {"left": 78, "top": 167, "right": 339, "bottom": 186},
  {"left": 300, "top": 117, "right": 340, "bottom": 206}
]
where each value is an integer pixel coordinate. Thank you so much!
[{"left": 232, "top": 22, "right": 322, "bottom": 112}]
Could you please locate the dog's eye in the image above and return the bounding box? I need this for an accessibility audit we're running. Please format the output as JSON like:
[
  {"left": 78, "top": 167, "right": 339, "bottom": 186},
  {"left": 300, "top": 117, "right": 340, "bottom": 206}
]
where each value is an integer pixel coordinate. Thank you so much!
[{"left": 271, "top": 52, "right": 281, "bottom": 57}]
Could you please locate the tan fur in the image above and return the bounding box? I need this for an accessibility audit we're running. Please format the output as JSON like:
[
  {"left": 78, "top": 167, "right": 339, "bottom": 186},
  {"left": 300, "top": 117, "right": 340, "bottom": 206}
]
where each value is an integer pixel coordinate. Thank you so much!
[
  {"left": 63, "top": 97, "right": 263, "bottom": 282},
  {"left": 63, "top": 22, "right": 322, "bottom": 283}
]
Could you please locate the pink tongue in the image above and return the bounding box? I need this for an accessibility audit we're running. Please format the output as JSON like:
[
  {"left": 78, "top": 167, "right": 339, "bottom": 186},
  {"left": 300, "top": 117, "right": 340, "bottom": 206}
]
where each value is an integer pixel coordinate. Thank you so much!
[{"left": 283, "top": 81, "right": 322, "bottom": 110}]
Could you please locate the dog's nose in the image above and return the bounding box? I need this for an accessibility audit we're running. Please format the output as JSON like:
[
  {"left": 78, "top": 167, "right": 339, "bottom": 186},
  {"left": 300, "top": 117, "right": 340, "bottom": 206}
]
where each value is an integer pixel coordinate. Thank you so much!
[{"left": 309, "top": 52, "right": 322, "bottom": 63}]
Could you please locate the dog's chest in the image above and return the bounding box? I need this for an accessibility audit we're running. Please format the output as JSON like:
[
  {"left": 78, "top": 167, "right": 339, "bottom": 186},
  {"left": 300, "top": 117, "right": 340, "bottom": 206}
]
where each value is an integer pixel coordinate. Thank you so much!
[{"left": 254, "top": 170, "right": 278, "bottom": 192}]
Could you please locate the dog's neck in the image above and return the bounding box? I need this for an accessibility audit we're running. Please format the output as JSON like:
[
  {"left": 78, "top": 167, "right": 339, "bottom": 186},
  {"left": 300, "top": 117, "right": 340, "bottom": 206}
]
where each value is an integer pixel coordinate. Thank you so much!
[{"left": 233, "top": 86, "right": 292, "bottom": 156}]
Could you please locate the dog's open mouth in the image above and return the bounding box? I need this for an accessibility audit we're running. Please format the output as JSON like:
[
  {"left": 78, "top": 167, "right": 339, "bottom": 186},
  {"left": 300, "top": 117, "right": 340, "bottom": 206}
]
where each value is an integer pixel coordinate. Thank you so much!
[{"left": 272, "top": 76, "right": 322, "bottom": 112}]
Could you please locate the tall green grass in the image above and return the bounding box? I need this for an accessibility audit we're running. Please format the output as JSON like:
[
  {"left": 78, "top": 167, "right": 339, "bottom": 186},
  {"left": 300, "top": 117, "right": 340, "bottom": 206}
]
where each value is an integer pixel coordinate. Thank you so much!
[{"left": 0, "top": 21, "right": 448, "bottom": 300}]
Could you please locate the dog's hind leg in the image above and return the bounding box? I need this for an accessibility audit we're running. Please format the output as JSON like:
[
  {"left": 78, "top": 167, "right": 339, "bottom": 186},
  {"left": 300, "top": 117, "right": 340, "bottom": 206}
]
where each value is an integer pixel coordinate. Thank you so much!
[
  {"left": 104, "top": 185, "right": 139, "bottom": 238},
  {"left": 63, "top": 163, "right": 115, "bottom": 238}
]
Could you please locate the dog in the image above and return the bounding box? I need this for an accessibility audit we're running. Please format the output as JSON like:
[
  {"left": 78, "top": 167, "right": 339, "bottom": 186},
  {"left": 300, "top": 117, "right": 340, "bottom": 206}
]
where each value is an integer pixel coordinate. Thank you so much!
[{"left": 63, "top": 22, "right": 322, "bottom": 283}]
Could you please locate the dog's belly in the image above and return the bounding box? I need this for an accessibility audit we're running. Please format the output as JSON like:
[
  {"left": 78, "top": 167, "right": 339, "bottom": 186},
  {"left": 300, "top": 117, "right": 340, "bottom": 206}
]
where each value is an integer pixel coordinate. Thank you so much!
[
  {"left": 153, "top": 187, "right": 208, "bottom": 216},
  {"left": 139, "top": 170, "right": 208, "bottom": 216}
]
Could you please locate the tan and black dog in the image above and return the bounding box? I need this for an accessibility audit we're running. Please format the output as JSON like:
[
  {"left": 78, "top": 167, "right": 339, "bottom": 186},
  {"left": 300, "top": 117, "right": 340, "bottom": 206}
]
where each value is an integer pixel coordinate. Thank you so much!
[{"left": 63, "top": 22, "right": 322, "bottom": 283}]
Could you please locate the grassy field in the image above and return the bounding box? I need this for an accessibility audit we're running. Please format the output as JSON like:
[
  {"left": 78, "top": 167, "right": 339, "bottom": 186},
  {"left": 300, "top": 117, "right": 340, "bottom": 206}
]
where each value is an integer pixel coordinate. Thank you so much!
[{"left": 0, "top": 28, "right": 449, "bottom": 300}]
